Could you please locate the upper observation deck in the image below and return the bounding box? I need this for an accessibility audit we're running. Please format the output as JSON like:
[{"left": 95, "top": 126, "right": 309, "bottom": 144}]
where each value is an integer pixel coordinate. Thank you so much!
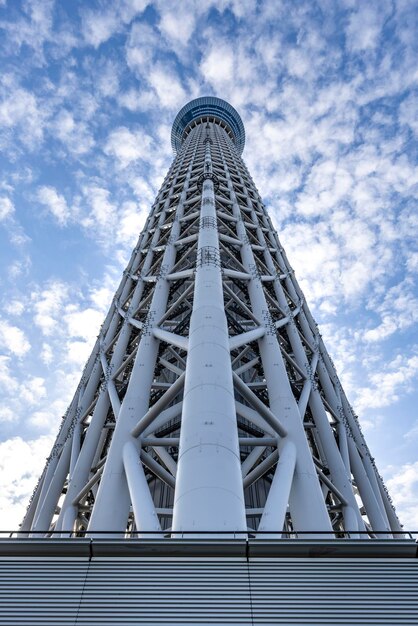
[{"left": 171, "top": 96, "right": 245, "bottom": 155}]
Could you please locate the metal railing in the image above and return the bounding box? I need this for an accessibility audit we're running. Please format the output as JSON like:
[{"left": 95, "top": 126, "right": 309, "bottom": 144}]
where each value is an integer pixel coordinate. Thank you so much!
[{"left": 2, "top": 529, "right": 417, "bottom": 540}]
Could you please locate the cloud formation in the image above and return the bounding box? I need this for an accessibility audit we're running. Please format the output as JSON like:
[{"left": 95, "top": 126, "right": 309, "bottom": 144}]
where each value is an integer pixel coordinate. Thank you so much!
[{"left": 0, "top": 0, "right": 417, "bottom": 531}]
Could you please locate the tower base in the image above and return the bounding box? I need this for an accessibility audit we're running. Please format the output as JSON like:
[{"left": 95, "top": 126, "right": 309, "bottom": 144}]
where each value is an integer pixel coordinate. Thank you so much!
[{"left": 0, "top": 538, "right": 417, "bottom": 624}]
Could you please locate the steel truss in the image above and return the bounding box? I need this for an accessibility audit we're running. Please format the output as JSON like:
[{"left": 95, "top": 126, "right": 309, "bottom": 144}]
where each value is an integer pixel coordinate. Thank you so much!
[{"left": 22, "top": 98, "right": 403, "bottom": 539}]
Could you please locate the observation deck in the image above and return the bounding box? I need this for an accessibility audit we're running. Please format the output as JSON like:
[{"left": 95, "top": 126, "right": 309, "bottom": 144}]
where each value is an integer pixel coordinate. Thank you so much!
[{"left": 171, "top": 96, "right": 245, "bottom": 155}]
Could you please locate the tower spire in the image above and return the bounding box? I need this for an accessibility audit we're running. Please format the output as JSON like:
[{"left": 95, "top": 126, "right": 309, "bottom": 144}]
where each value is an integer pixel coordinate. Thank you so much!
[{"left": 22, "top": 97, "right": 402, "bottom": 539}]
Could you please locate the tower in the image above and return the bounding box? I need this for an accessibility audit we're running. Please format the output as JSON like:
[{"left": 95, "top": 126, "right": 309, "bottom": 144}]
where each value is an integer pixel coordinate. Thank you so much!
[{"left": 22, "top": 96, "right": 402, "bottom": 540}]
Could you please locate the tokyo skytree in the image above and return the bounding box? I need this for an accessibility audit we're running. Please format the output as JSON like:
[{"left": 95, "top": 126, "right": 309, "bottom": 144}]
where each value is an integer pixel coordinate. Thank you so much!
[{"left": 21, "top": 96, "right": 402, "bottom": 540}]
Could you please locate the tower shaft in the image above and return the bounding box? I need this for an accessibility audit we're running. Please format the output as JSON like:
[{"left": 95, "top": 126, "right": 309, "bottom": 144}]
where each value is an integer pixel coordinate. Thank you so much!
[{"left": 22, "top": 97, "right": 402, "bottom": 539}]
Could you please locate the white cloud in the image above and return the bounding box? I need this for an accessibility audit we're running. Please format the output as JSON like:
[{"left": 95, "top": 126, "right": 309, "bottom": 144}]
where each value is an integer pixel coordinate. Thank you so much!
[
  {"left": 0, "top": 196, "right": 14, "bottom": 220},
  {"left": 81, "top": 1, "right": 149, "bottom": 48},
  {"left": 19, "top": 376, "right": 47, "bottom": 406},
  {"left": 82, "top": 10, "right": 121, "bottom": 48},
  {"left": 0, "top": 356, "right": 18, "bottom": 392},
  {"left": 40, "top": 343, "right": 53, "bottom": 365},
  {"left": 363, "top": 319, "right": 398, "bottom": 343},
  {"left": 345, "top": 5, "right": 386, "bottom": 52},
  {"left": 0, "top": 0, "right": 417, "bottom": 536},
  {"left": 32, "top": 280, "right": 70, "bottom": 336},
  {"left": 118, "top": 88, "right": 156, "bottom": 112},
  {"left": 26, "top": 274, "right": 118, "bottom": 379},
  {"left": 65, "top": 339, "right": 94, "bottom": 368},
  {"left": 29, "top": 410, "right": 55, "bottom": 429},
  {"left": 287, "top": 48, "right": 311, "bottom": 78},
  {"left": 125, "top": 21, "right": 160, "bottom": 72},
  {"left": 29, "top": 275, "right": 116, "bottom": 369},
  {"left": 104, "top": 126, "right": 152, "bottom": 168},
  {"left": 64, "top": 306, "right": 104, "bottom": 342},
  {"left": 51, "top": 109, "right": 94, "bottom": 155},
  {"left": 404, "top": 421, "right": 418, "bottom": 441},
  {"left": 7, "top": 259, "right": 30, "bottom": 279},
  {"left": 406, "top": 252, "right": 418, "bottom": 273},
  {"left": 0, "top": 79, "right": 45, "bottom": 148},
  {"left": 355, "top": 353, "right": 418, "bottom": 412},
  {"left": 201, "top": 43, "right": 234, "bottom": 88},
  {"left": 253, "top": 114, "right": 418, "bottom": 314},
  {"left": 8, "top": 225, "right": 30, "bottom": 248},
  {"left": 0, "top": 406, "right": 16, "bottom": 423},
  {"left": 364, "top": 279, "right": 418, "bottom": 343},
  {"left": 116, "top": 200, "right": 146, "bottom": 247},
  {"left": 295, "top": 159, "right": 354, "bottom": 216},
  {"left": 96, "top": 60, "right": 120, "bottom": 98},
  {"left": 227, "top": 0, "right": 258, "bottom": 19},
  {"left": 89, "top": 278, "right": 116, "bottom": 313},
  {"left": 0, "top": 0, "right": 76, "bottom": 62},
  {"left": 0, "top": 319, "right": 30, "bottom": 356},
  {"left": 148, "top": 64, "right": 187, "bottom": 109},
  {"left": 79, "top": 185, "right": 116, "bottom": 244},
  {"left": 36, "top": 185, "right": 70, "bottom": 225},
  {"left": 158, "top": 8, "right": 196, "bottom": 45},
  {"left": 386, "top": 461, "right": 418, "bottom": 529},
  {"left": 0, "top": 435, "right": 54, "bottom": 531},
  {"left": 399, "top": 92, "right": 418, "bottom": 137}
]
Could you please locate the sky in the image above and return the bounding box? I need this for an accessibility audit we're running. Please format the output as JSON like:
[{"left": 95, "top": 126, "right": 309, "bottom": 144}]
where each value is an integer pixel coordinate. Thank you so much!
[{"left": 0, "top": 0, "right": 417, "bottom": 533}]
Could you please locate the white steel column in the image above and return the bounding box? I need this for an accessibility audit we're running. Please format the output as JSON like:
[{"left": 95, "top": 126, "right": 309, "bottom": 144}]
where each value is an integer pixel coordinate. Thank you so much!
[
  {"left": 123, "top": 441, "right": 162, "bottom": 536},
  {"left": 258, "top": 439, "right": 296, "bottom": 536},
  {"left": 172, "top": 130, "right": 246, "bottom": 534}
]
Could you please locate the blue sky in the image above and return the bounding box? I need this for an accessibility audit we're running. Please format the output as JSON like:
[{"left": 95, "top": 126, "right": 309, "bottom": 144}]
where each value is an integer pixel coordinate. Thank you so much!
[{"left": 0, "top": 0, "right": 417, "bottom": 532}]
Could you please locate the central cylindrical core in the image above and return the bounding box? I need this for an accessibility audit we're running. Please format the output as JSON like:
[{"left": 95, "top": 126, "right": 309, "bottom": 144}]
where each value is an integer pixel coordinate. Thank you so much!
[{"left": 172, "top": 123, "right": 247, "bottom": 534}]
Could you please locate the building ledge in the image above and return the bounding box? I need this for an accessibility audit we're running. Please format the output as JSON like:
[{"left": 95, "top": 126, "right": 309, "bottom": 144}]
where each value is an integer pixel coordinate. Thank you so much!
[{"left": 0, "top": 538, "right": 416, "bottom": 559}]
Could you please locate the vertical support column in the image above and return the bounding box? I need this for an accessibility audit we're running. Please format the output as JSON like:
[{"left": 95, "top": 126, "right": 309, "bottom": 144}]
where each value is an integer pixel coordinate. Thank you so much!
[
  {"left": 348, "top": 438, "right": 391, "bottom": 536},
  {"left": 258, "top": 440, "right": 296, "bottom": 537},
  {"left": 173, "top": 129, "right": 247, "bottom": 534},
  {"left": 123, "top": 441, "right": 162, "bottom": 537},
  {"left": 30, "top": 439, "right": 72, "bottom": 534}
]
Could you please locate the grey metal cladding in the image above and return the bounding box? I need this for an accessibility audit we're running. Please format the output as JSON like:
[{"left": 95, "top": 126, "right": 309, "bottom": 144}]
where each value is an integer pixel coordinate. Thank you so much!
[
  {"left": 0, "top": 557, "right": 89, "bottom": 625},
  {"left": 0, "top": 556, "right": 417, "bottom": 625}
]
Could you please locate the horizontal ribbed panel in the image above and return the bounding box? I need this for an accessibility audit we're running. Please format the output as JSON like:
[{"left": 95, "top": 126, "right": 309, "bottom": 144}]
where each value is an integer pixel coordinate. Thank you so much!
[
  {"left": 0, "top": 558, "right": 88, "bottom": 625},
  {"left": 79, "top": 559, "right": 252, "bottom": 624},
  {"left": 0, "top": 556, "right": 417, "bottom": 624},
  {"left": 250, "top": 559, "right": 418, "bottom": 624}
]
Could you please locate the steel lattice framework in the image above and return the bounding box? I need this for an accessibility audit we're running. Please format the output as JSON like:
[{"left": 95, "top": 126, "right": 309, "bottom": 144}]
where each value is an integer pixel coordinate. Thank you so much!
[{"left": 22, "top": 97, "right": 403, "bottom": 540}]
